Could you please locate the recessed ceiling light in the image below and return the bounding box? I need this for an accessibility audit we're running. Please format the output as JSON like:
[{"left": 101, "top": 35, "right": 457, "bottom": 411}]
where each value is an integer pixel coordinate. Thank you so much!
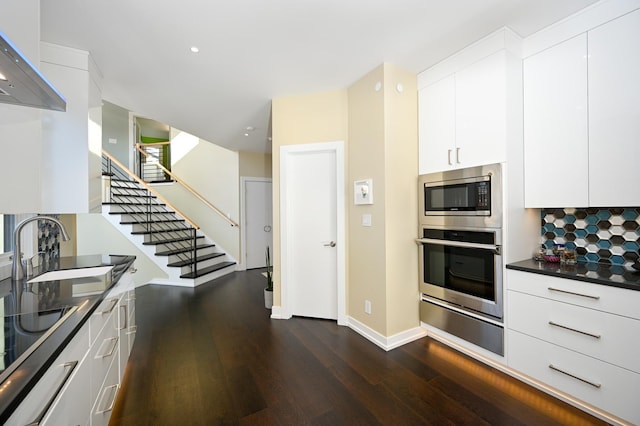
[
  {"left": 190, "top": 46, "right": 199, "bottom": 53},
  {"left": 245, "top": 126, "right": 255, "bottom": 131},
  {"left": 0, "top": 71, "right": 6, "bottom": 81}
]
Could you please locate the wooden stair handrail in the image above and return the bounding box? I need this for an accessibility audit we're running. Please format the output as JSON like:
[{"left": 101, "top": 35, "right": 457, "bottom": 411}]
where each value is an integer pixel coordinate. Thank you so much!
[
  {"left": 136, "top": 144, "right": 239, "bottom": 228},
  {"left": 102, "top": 150, "right": 200, "bottom": 230}
]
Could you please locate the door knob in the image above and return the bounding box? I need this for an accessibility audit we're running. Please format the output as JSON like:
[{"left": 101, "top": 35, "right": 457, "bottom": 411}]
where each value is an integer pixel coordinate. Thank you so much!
[
  {"left": 323, "top": 241, "right": 336, "bottom": 247},
  {"left": 263, "top": 225, "right": 272, "bottom": 232}
]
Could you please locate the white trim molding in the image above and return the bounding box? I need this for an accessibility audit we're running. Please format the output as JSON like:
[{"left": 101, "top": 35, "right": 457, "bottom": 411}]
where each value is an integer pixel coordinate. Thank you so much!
[
  {"left": 347, "top": 316, "right": 428, "bottom": 351},
  {"left": 279, "top": 141, "right": 346, "bottom": 325}
]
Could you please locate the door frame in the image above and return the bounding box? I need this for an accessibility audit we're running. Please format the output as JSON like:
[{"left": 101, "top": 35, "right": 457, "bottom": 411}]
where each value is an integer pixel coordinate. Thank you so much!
[
  {"left": 279, "top": 141, "right": 346, "bottom": 325},
  {"left": 239, "top": 176, "right": 273, "bottom": 271}
]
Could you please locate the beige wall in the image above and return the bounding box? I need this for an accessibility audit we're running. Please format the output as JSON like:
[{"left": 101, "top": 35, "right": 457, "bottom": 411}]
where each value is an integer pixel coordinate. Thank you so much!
[
  {"left": 271, "top": 90, "right": 349, "bottom": 306},
  {"left": 272, "top": 65, "right": 419, "bottom": 338},
  {"left": 381, "top": 65, "right": 419, "bottom": 335},
  {"left": 347, "top": 65, "right": 388, "bottom": 333},
  {"left": 239, "top": 151, "right": 272, "bottom": 178},
  {"left": 347, "top": 64, "right": 419, "bottom": 336}
]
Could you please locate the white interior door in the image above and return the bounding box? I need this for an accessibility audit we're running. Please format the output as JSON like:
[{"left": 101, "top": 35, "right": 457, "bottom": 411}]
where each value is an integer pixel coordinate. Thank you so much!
[
  {"left": 281, "top": 142, "right": 345, "bottom": 323},
  {"left": 244, "top": 179, "right": 273, "bottom": 269}
]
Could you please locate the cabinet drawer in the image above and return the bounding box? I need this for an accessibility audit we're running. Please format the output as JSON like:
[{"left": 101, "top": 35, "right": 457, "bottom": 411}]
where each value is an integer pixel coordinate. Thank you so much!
[
  {"left": 89, "top": 295, "right": 119, "bottom": 345},
  {"left": 506, "top": 269, "right": 640, "bottom": 319},
  {"left": 91, "top": 350, "right": 120, "bottom": 426},
  {"left": 89, "top": 308, "right": 119, "bottom": 406},
  {"left": 508, "top": 290, "right": 640, "bottom": 373},
  {"left": 7, "top": 325, "right": 90, "bottom": 426},
  {"left": 508, "top": 330, "right": 640, "bottom": 425}
]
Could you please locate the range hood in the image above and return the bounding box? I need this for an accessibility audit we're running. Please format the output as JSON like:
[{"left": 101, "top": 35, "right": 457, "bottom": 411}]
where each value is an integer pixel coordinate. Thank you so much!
[{"left": 0, "top": 31, "right": 66, "bottom": 112}]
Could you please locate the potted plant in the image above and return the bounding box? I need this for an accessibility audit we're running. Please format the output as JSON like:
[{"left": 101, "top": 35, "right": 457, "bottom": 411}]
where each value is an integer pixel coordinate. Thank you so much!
[{"left": 264, "top": 246, "right": 273, "bottom": 309}]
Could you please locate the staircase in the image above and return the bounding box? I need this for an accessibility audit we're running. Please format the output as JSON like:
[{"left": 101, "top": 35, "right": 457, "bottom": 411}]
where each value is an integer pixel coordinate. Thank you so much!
[{"left": 102, "top": 152, "right": 236, "bottom": 287}]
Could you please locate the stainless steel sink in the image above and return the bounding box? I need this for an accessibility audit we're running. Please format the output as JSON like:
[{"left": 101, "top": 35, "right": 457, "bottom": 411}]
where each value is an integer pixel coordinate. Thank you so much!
[{"left": 27, "top": 266, "right": 114, "bottom": 283}]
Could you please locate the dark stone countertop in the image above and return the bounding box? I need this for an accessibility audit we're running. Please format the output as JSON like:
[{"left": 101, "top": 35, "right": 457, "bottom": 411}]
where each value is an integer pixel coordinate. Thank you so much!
[
  {"left": 506, "top": 258, "right": 640, "bottom": 292},
  {"left": 0, "top": 254, "right": 135, "bottom": 423}
]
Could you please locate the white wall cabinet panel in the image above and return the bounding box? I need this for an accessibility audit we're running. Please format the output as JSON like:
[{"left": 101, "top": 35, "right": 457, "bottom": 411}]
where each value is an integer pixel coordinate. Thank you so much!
[
  {"left": 588, "top": 8, "right": 640, "bottom": 207},
  {"left": 455, "top": 51, "right": 507, "bottom": 169},
  {"left": 523, "top": 34, "right": 589, "bottom": 207},
  {"left": 40, "top": 42, "right": 103, "bottom": 214},
  {"left": 418, "top": 75, "right": 455, "bottom": 174}
]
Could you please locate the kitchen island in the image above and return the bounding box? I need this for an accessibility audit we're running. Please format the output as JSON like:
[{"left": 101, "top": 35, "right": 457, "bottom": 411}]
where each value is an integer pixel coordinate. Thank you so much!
[{"left": 0, "top": 254, "right": 136, "bottom": 425}]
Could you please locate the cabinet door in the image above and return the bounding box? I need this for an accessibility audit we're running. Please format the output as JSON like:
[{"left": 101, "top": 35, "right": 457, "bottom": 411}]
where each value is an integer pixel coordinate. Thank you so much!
[
  {"left": 588, "top": 8, "right": 640, "bottom": 207},
  {"left": 418, "top": 75, "right": 455, "bottom": 174},
  {"left": 455, "top": 51, "right": 506, "bottom": 169},
  {"left": 523, "top": 34, "right": 589, "bottom": 207}
]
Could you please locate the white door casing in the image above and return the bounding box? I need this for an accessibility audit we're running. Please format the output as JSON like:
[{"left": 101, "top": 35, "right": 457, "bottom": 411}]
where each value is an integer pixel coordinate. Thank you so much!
[
  {"left": 241, "top": 178, "right": 273, "bottom": 269},
  {"left": 280, "top": 141, "right": 346, "bottom": 325}
]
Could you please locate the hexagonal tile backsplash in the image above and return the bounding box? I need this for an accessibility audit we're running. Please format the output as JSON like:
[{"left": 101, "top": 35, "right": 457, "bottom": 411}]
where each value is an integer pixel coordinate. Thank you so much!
[{"left": 541, "top": 208, "right": 640, "bottom": 267}]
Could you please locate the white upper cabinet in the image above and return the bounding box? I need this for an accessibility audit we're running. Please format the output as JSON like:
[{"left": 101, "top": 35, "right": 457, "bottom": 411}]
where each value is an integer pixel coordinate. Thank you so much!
[
  {"left": 455, "top": 51, "right": 507, "bottom": 170},
  {"left": 418, "top": 29, "right": 519, "bottom": 175},
  {"left": 523, "top": 34, "right": 589, "bottom": 207},
  {"left": 588, "top": 8, "right": 640, "bottom": 207},
  {"left": 418, "top": 75, "right": 455, "bottom": 174},
  {"left": 523, "top": 5, "right": 640, "bottom": 208},
  {"left": 419, "top": 52, "right": 508, "bottom": 174}
]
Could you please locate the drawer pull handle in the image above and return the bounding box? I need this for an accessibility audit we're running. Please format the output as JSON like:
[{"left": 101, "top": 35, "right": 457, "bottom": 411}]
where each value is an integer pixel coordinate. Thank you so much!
[
  {"left": 26, "top": 361, "right": 78, "bottom": 426},
  {"left": 547, "top": 287, "right": 600, "bottom": 300},
  {"left": 126, "top": 325, "right": 138, "bottom": 336},
  {"left": 549, "top": 364, "right": 601, "bottom": 388},
  {"left": 118, "top": 305, "right": 128, "bottom": 330},
  {"left": 98, "top": 298, "right": 118, "bottom": 315},
  {"left": 95, "top": 384, "right": 119, "bottom": 414},
  {"left": 548, "top": 321, "right": 601, "bottom": 339},
  {"left": 95, "top": 337, "right": 119, "bottom": 359}
]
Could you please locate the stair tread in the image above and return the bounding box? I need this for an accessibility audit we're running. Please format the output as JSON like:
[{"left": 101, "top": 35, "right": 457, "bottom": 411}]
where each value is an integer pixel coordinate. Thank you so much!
[
  {"left": 131, "top": 228, "right": 191, "bottom": 235},
  {"left": 110, "top": 193, "right": 155, "bottom": 198},
  {"left": 120, "top": 219, "right": 184, "bottom": 225},
  {"left": 104, "top": 201, "right": 166, "bottom": 206},
  {"left": 180, "top": 262, "right": 236, "bottom": 279},
  {"left": 142, "top": 235, "right": 204, "bottom": 245},
  {"left": 155, "top": 244, "right": 216, "bottom": 256},
  {"left": 167, "top": 252, "right": 225, "bottom": 267}
]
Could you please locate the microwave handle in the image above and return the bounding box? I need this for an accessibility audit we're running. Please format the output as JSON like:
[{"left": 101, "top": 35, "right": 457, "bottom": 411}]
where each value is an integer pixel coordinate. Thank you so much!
[{"left": 416, "top": 238, "right": 501, "bottom": 255}]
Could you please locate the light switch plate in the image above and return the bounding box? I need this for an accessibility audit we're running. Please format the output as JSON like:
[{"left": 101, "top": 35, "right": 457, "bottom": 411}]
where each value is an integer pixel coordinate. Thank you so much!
[{"left": 362, "top": 214, "right": 372, "bottom": 227}]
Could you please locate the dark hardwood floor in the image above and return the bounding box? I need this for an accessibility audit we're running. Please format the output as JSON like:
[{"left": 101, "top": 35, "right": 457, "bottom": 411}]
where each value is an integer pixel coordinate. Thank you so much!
[{"left": 110, "top": 269, "right": 607, "bottom": 426}]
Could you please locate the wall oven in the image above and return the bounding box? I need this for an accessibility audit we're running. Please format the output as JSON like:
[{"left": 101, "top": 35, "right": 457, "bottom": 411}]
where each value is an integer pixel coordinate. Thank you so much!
[{"left": 418, "top": 163, "right": 504, "bottom": 355}]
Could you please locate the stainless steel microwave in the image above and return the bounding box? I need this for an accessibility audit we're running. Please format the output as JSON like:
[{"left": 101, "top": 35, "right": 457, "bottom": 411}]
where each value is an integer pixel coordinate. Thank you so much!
[{"left": 419, "top": 163, "right": 502, "bottom": 229}]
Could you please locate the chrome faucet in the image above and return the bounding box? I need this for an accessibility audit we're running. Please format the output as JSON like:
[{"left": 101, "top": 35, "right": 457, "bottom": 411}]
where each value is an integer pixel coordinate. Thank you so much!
[{"left": 12, "top": 216, "right": 71, "bottom": 281}]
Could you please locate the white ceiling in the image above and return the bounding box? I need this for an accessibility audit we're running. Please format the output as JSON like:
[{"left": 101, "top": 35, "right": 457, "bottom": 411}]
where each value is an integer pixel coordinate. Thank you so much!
[{"left": 40, "top": 0, "right": 598, "bottom": 153}]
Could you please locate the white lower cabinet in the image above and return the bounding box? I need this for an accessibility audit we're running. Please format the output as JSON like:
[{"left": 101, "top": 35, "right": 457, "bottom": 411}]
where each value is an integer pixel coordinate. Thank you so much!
[
  {"left": 6, "top": 324, "right": 91, "bottom": 426},
  {"left": 6, "top": 268, "right": 136, "bottom": 425},
  {"left": 91, "top": 350, "right": 120, "bottom": 426},
  {"left": 506, "top": 269, "right": 640, "bottom": 424},
  {"left": 509, "top": 330, "right": 640, "bottom": 424}
]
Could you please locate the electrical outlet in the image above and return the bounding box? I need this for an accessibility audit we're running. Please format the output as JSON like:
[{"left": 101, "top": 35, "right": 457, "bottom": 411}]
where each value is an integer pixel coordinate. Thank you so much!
[{"left": 365, "top": 300, "right": 372, "bottom": 315}]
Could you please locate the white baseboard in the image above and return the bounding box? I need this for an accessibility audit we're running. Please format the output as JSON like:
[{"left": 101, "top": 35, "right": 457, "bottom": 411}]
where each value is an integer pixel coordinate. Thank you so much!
[
  {"left": 347, "top": 316, "right": 427, "bottom": 351},
  {"left": 270, "top": 305, "right": 287, "bottom": 319}
]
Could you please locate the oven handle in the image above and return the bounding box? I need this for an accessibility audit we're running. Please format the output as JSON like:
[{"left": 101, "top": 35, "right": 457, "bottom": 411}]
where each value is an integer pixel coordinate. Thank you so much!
[{"left": 416, "top": 238, "right": 501, "bottom": 255}]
